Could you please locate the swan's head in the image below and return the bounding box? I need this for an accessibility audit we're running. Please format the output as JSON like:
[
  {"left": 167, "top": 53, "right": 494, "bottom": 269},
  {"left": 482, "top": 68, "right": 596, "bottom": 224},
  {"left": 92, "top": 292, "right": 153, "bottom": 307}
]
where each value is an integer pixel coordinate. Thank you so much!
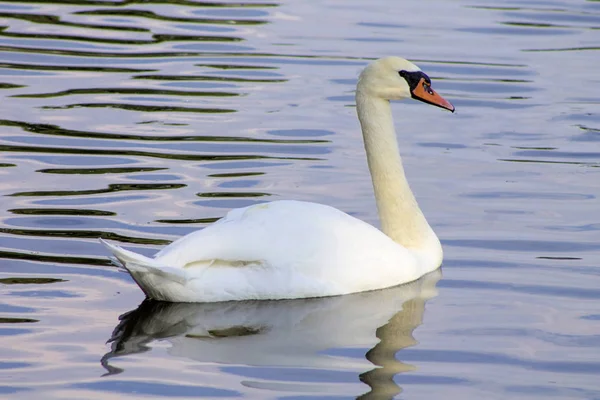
[{"left": 357, "top": 57, "right": 454, "bottom": 112}]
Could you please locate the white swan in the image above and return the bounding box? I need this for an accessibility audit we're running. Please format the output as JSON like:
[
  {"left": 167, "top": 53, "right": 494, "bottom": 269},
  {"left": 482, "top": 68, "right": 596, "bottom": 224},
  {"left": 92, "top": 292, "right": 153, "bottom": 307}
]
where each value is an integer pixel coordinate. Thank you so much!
[{"left": 101, "top": 56, "right": 454, "bottom": 303}]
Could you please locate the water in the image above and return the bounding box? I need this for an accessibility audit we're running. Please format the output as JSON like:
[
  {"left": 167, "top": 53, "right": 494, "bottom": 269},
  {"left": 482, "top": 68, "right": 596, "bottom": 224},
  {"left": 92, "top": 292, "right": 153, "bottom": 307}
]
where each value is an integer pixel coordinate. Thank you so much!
[{"left": 1, "top": 0, "right": 599, "bottom": 398}]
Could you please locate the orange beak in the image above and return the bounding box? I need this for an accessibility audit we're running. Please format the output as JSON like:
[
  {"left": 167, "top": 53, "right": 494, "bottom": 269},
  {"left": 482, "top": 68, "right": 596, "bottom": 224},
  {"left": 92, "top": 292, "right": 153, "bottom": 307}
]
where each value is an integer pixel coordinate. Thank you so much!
[{"left": 411, "top": 78, "right": 454, "bottom": 112}]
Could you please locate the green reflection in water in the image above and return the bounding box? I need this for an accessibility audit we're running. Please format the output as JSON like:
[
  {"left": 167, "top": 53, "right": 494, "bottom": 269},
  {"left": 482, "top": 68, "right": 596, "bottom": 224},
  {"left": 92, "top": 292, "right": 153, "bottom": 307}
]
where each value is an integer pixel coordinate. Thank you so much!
[
  {"left": 0, "top": 44, "right": 203, "bottom": 58},
  {"left": 41, "top": 103, "right": 236, "bottom": 113},
  {"left": 155, "top": 217, "right": 219, "bottom": 224},
  {"left": 134, "top": 74, "right": 286, "bottom": 83},
  {"left": 9, "top": 208, "right": 115, "bottom": 216},
  {"left": 197, "top": 192, "right": 270, "bottom": 198},
  {"left": 524, "top": 46, "right": 600, "bottom": 52},
  {"left": 0, "top": 83, "right": 26, "bottom": 89},
  {"left": 0, "top": 317, "right": 39, "bottom": 323},
  {"left": 0, "top": 229, "right": 170, "bottom": 245},
  {"left": 137, "top": 121, "right": 188, "bottom": 126},
  {"left": 512, "top": 146, "right": 556, "bottom": 150},
  {"left": 10, "top": 183, "right": 186, "bottom": 197},
  {"left": 0, "top": 119, "right": 327, "bottom": 144},
  {"left": 73, "top": 8, "right": 270, "bottom": 26},
  {"left": 0, "top": 44, "right": 363, "bottom": 62},
  {"left": 0, "top": 12, "right": 148, "bottom": 32},
  {"left": 1, "top": 62, "right": 155, "bottom": 74},
  {"left": 0, "top": 277, "right": 66, "bottom": 285},
  {"left": 6, "top": 0, "right": 278, "bottom": 8},
  {"left": 578, "top": 125, "right": 599, "bottom": 133},
  {"left": 197, "top": 64, "right": 277, "bottom": 70},
  {"left": 37, "top": 167, "right": 167, "bottom": 175},
  {"left": 0, "top": 144, "right": 322, "bottom": 162},
  {"left": 0, "top": 250, "right": 110, "bottom": 266},
  {"left": 503, "top": 21, "right": 571, "bottom": 29},
  {"left": 0, "top": 31, "right": 244, "bottom": 46},
  {"left": 13, "top": 88, "right": 239, "bottom": 99},
  {"left": 153, "top": 34, "right": 243, "bottom": 43},
  {"left": 208, "top": 172, "right": 265, "bottom": 178}
]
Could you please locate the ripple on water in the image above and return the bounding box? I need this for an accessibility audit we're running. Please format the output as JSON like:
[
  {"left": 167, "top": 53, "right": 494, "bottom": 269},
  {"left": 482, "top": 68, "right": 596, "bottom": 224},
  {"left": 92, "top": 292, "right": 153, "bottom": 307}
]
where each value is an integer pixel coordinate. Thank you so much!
[{"left": 1, "top": 0, "right": 599, "bottom": 399}]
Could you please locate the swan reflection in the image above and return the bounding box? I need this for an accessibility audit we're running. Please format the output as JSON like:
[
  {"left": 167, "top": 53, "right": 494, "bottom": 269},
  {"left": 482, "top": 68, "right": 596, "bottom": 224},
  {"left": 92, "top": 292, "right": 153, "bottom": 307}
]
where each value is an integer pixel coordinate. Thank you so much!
[{"left": 102, "top": 269, "right": 441, "bottom": 398}]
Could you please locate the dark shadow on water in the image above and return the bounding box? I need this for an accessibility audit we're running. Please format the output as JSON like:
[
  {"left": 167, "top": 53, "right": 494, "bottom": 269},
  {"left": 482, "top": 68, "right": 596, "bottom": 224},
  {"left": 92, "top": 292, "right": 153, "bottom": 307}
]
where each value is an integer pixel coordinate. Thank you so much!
[{"left": 101, "top": 270, "right": 442, "bottom": 399}]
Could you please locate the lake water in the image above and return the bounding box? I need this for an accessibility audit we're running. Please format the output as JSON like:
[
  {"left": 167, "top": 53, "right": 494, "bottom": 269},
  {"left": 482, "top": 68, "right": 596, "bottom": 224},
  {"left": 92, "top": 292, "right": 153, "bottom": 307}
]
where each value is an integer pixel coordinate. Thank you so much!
[{"left": 1, "top": 0, "right": 599, "bottom": 398}]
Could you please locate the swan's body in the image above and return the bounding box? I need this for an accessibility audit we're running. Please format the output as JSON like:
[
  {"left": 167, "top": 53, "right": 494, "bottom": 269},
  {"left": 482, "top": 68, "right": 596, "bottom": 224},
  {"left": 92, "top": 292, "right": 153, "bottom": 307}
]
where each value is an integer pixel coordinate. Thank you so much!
[
  {"left": 101, "top": 201, "right": 439, "bottom": 302},
  {"left": 101, "top": 56, "right": 454, "bottom": 303}
]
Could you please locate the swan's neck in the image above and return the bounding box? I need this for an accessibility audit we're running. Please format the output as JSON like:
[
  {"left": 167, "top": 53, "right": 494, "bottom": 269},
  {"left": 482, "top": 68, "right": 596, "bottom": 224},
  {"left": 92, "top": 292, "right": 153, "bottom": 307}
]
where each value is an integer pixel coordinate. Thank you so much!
[{"left": 356, "top": 91, "right": 440, "bottom": 252}]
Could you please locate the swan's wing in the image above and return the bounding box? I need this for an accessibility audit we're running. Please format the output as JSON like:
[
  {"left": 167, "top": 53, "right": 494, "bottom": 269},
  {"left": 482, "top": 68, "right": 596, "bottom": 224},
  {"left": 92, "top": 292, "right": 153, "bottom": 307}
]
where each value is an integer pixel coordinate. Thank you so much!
[{"left": 152, "top": 200, "right": 410, "bottom": 274}]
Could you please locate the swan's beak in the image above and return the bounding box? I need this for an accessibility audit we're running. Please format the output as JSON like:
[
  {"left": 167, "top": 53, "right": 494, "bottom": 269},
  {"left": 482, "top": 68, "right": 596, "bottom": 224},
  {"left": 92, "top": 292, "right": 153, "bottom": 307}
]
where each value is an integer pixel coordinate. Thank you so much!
[{"left": 411, "top": 78, "right": 455, "bottom": 113}]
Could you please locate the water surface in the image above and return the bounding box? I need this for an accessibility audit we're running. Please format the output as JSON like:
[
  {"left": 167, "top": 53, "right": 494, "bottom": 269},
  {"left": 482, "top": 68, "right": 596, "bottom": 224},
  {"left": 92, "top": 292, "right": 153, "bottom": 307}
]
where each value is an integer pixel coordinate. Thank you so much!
[{"left": 1, "top": 0, "right": 599, "bottom": 399}]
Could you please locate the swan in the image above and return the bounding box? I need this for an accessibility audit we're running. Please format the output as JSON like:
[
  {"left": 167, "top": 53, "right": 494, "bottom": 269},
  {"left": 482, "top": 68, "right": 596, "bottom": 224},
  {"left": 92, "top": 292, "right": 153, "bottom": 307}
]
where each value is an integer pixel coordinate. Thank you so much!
[{"left": 101, "top": 56, "right": 454, "bottom": 303}]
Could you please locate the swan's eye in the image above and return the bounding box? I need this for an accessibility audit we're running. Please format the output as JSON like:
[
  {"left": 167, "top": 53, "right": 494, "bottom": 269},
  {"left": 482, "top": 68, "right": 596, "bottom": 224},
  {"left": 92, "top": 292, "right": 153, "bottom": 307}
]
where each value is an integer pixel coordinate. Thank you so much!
[{"left": 423, "top": 82, "right": 434, "bottom": 95}]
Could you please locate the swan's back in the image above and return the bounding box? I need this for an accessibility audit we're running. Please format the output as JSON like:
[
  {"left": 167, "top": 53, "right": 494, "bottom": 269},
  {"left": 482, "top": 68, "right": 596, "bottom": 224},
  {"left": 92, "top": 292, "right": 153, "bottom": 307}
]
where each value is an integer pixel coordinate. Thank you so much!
[{"left": 157, "top": 200, "right": 413, "bottom": 270}]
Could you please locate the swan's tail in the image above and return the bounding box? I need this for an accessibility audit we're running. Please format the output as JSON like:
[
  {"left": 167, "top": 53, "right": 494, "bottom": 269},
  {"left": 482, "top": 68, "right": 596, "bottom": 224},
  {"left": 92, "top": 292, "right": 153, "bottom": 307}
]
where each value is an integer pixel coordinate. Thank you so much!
[{"left": 99, "top": 239, "right": 188, "bottom": 301}]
